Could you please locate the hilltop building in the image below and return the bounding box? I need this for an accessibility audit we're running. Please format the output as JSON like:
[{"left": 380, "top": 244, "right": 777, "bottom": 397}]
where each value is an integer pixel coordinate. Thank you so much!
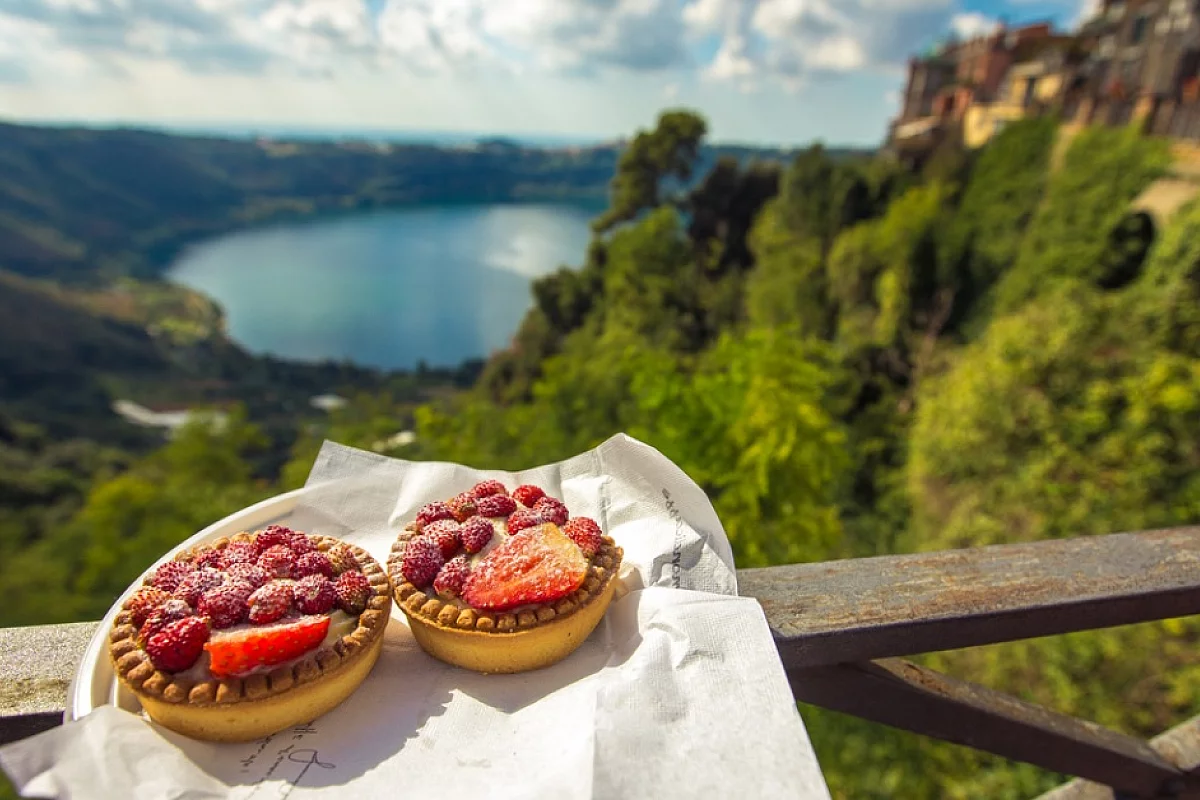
[{"left": 888, "top": 3, "right": 1200, "bottom": 158}]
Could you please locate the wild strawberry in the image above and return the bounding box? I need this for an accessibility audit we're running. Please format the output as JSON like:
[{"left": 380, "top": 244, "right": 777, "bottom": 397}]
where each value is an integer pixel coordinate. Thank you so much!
[
  {"left": 139, "top": 599, "right": 193, "bottom": 643},
  {"left": 197, "top": 580, "right": 254, "bottom": 629},
  {"left": 173, "top": 568, "right": 224, "bottom": 607},
  {"left": 463, "top": 526, "right": 587, "bottom": 611},
  {"left": 563, "top": 517, "right": 603, "bottom": 558},
  {"left": 293, "top": 574, "right": 336, "bottom": 614},
  {"left": 447, "top": 492, "right": 477, "bottom": 522},
  {"left": 247, "top": 580, "right": 293, "bottom": 624},
  {"left": 150, "top": 561, "right": 194, "bottom": 593},
  {"left": 400, "top": 537, "right": 443, "bottom": 588},
  {"left": 257, "top": 545, "right": 297, "bottom": 579},
  {"left": 255, "top": 526, "right": 292, "bottom": 555},
  {"left": 433, "top": 556, "right": 471, "bottom": 597},
  {"left": 225, "top": 563, "right": 270, "bottom": 589},
  {"left": 326, "top": 544, "right": 360, "bottom": 575},
  {"left": 470, "top": 479, "right": 507, "bottom": 499},
  {"left": 533, "top": 496, "right": 569, "bottom": 526},
  {"left": 415, "top": 501, "right": 454, "bottom": 531},
  {"left": 295, "top": 551, "right": 334, "bottom": 579},
  {"left": 423, "top": 519, "right": 461, "bottom": 559},
  {"left": 334, "top": 571, "right": 371, "bottom": 615},
  {"left": 205, "top": 616, "right": 330, "bottom": 680},
  {"left": 193, "top": 549, "right": 223, "bottom": 570},
  {"left": 287, "top": 532, "right": 316, "bottom": 556},
  {"left": 460, "top": 517, "right": 495, "bottom": 554},
  {"left": 507, "top": 508, "right": 545, "bottom": 535},
  {"left": 146, "top": 617, "right": 210, "bottom": 672},
  {"left": 219, "top": 541, "right": 257, "bottom": 570},
  {"left": 476, "top": 494, "right": 517, "bottom": 517},
  {"left": 512, "top": 484, "right": 545, "bottom": 508},
  {"left": 126, "top": 587, "right": 171, "bottom": 627}
]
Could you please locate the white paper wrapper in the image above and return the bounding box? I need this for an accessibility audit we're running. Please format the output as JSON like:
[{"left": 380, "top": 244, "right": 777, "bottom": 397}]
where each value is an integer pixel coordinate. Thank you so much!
[{"left": 1, "top": 434, "right": 831, "bottom": 799}]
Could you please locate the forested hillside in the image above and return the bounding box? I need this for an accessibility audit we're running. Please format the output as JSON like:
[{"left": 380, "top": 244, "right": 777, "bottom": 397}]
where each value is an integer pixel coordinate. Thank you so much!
[
  {"left": 3, "top": 109, "right": 1198, "bottom": 798},
  {"left": 0, "top": 120, "right": 818, "bottom": 284}
]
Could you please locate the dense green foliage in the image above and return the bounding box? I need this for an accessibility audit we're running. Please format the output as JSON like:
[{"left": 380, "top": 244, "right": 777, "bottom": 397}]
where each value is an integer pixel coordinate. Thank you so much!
[
  {"left": 2, "top": 112, "right": 1197, "bottom": 799},
  {"left": 995, "top": 125, "right": 1170, "bottom": 313},
  {"left": 408, "top": 114, "right": 1199, "bottom": 797},
  {"left": 937, "top": 115, "right": 1058, "bottom": 327}
]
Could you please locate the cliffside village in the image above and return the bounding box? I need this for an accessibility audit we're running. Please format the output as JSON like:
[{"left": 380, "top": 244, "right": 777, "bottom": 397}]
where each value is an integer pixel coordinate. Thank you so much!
[{"left": 887, "top": 0, "right": 1200, "bottom": 159}]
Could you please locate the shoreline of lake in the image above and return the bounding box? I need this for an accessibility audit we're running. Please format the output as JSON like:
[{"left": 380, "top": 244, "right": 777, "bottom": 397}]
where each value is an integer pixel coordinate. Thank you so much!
[{"left": 166, "top": 201, "right": 601, "bottom": 371}]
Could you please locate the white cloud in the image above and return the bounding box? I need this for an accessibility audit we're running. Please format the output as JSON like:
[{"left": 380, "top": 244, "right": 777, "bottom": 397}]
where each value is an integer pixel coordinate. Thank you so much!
[
  {"left": 809, "top": 35, "right": 867, "bottom": 72},
  {"left": 696, "top": 0, "right": 957, "bottom": 91},
  {"left": 706, "top": 34, "right": 756, "bottom": 81},
  {"left": 682, "top": 0, "right": 743, "bottom": 33},
  {"left": 0, "top": 0, "right": 1015, "bottom": 108},
  {"left": 950, "top": 11, "right": 999, "bottom": 39},
  {"left": 478, "top": 0, "right": 688, "bottom": 73},
  {"left": 1074, "top": 0, "right": 1101, "bottom": 23}
]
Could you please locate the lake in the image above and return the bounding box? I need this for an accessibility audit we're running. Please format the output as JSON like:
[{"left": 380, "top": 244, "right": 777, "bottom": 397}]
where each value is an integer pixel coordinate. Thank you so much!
[{"left": 167, "top": 202, "right": 601, "bottom": 370}]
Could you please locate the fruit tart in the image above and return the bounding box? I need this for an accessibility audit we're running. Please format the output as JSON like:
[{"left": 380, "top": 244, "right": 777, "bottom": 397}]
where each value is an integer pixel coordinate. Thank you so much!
[
  {"left": 107, "top": 526, "right": 392, "bottom": 742},
  {"left": 387, "top": 480, "right": 623, "bottom": 674}
]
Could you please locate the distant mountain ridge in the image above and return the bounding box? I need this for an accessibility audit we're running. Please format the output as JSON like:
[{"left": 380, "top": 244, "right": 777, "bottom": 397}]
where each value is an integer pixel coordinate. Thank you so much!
[{"left": 0, "top": 118, "right": 868, "bottom": 284}]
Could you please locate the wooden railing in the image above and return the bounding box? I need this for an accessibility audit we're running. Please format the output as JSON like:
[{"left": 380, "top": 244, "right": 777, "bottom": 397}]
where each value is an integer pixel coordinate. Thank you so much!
[{"left": 4, "top": 527, "right": 1200, "bottom": 798}]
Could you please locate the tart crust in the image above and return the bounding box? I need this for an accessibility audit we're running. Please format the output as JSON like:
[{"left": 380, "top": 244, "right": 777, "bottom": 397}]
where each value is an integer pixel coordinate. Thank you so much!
[
  {"left": 109, "top": 533, "right": 392, "bottom": 743},
  {"left": 388, "top": 523, "right": 623, "bottom": 674}
]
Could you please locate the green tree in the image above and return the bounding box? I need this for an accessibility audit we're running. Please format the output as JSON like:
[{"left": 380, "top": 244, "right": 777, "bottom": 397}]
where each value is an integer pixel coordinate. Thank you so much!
[
  {"left": 592, "top": 110, "right": 708, "bottom": 233},
  {"left": 744, "top": 204, "right": 829, "bottom": 333},
  {"left": 67, "top": 409, "right": 268, "bottom": 621},
  {"left": 628, "top": 330, "right": 850, "bottom": 566},
  {"left": 826, "top": 182, "right": 949, "bottom": 358}
]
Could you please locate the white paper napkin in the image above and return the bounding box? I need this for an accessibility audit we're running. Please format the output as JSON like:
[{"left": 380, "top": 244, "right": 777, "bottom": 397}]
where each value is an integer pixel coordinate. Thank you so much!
[{"left": 1, "top": 434, "right": 831, "bottom": 799}]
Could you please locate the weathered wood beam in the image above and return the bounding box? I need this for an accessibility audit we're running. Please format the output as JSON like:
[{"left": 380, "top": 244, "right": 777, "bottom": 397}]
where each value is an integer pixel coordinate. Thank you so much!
[
  {"left": 0, "top": 621, "right": 98, "bottom": 745},
  {"left": 789, "top": 659, "right": 1186, "bottom": 798},
  {"left": 4, "top": 527, "right": 1200, "bottom": 797},
  {"left": 739, "top": 527, "right": 1200, "bottom": 669},
  {"left": 1036, "top": 714, "right": 1200, "bottom": 800}
]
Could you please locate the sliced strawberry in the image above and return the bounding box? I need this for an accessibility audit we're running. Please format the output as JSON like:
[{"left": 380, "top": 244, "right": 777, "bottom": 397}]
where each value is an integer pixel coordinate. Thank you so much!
[
  {"left": 205, "top": 615, "right": 331, "bottom": 680},
  {"left": 462, "top": 524, "right": 588, "bottom": 612}
]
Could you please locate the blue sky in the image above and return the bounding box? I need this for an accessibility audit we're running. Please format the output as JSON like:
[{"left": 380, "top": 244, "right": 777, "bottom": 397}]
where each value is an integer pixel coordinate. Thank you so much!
[{"left": 0, "top": 0, "right": 1093, "bottom": 146}]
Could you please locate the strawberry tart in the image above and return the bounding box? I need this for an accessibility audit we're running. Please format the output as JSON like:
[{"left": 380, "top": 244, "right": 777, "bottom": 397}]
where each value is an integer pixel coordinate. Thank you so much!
[
  {"left": 107, "top": 526, "right": 392, "bottom": 742},
  {"left": 387, "top": 481, "right": 623, "bottom": 674}
]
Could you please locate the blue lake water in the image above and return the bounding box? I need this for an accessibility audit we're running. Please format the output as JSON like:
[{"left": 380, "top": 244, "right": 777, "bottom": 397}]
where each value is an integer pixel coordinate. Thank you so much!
[{"left": 167, "top": 202, "right": 601, "bottom": 370}]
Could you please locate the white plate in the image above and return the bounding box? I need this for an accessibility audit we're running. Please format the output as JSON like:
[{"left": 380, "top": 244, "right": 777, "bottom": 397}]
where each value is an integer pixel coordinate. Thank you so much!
[{"left": 65, "top": 487, "right": 311, "bottom": 724}]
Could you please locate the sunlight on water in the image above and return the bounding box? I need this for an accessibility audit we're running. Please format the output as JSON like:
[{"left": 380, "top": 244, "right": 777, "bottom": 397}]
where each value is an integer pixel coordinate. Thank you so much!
[{"left": 167, "top": 202, "right": 599, "bottom": 370}]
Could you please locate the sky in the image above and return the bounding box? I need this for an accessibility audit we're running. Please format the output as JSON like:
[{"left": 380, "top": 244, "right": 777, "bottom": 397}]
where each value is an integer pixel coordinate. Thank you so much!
[{"left": 0, "top": 0, "right": 1097, "bottom": 147}]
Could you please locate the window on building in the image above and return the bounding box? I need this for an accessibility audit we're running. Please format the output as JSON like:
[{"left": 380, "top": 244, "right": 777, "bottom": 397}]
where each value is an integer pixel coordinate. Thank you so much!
[{"left": 1132, "top": 15, "right": 1150, "bottom": 42}]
